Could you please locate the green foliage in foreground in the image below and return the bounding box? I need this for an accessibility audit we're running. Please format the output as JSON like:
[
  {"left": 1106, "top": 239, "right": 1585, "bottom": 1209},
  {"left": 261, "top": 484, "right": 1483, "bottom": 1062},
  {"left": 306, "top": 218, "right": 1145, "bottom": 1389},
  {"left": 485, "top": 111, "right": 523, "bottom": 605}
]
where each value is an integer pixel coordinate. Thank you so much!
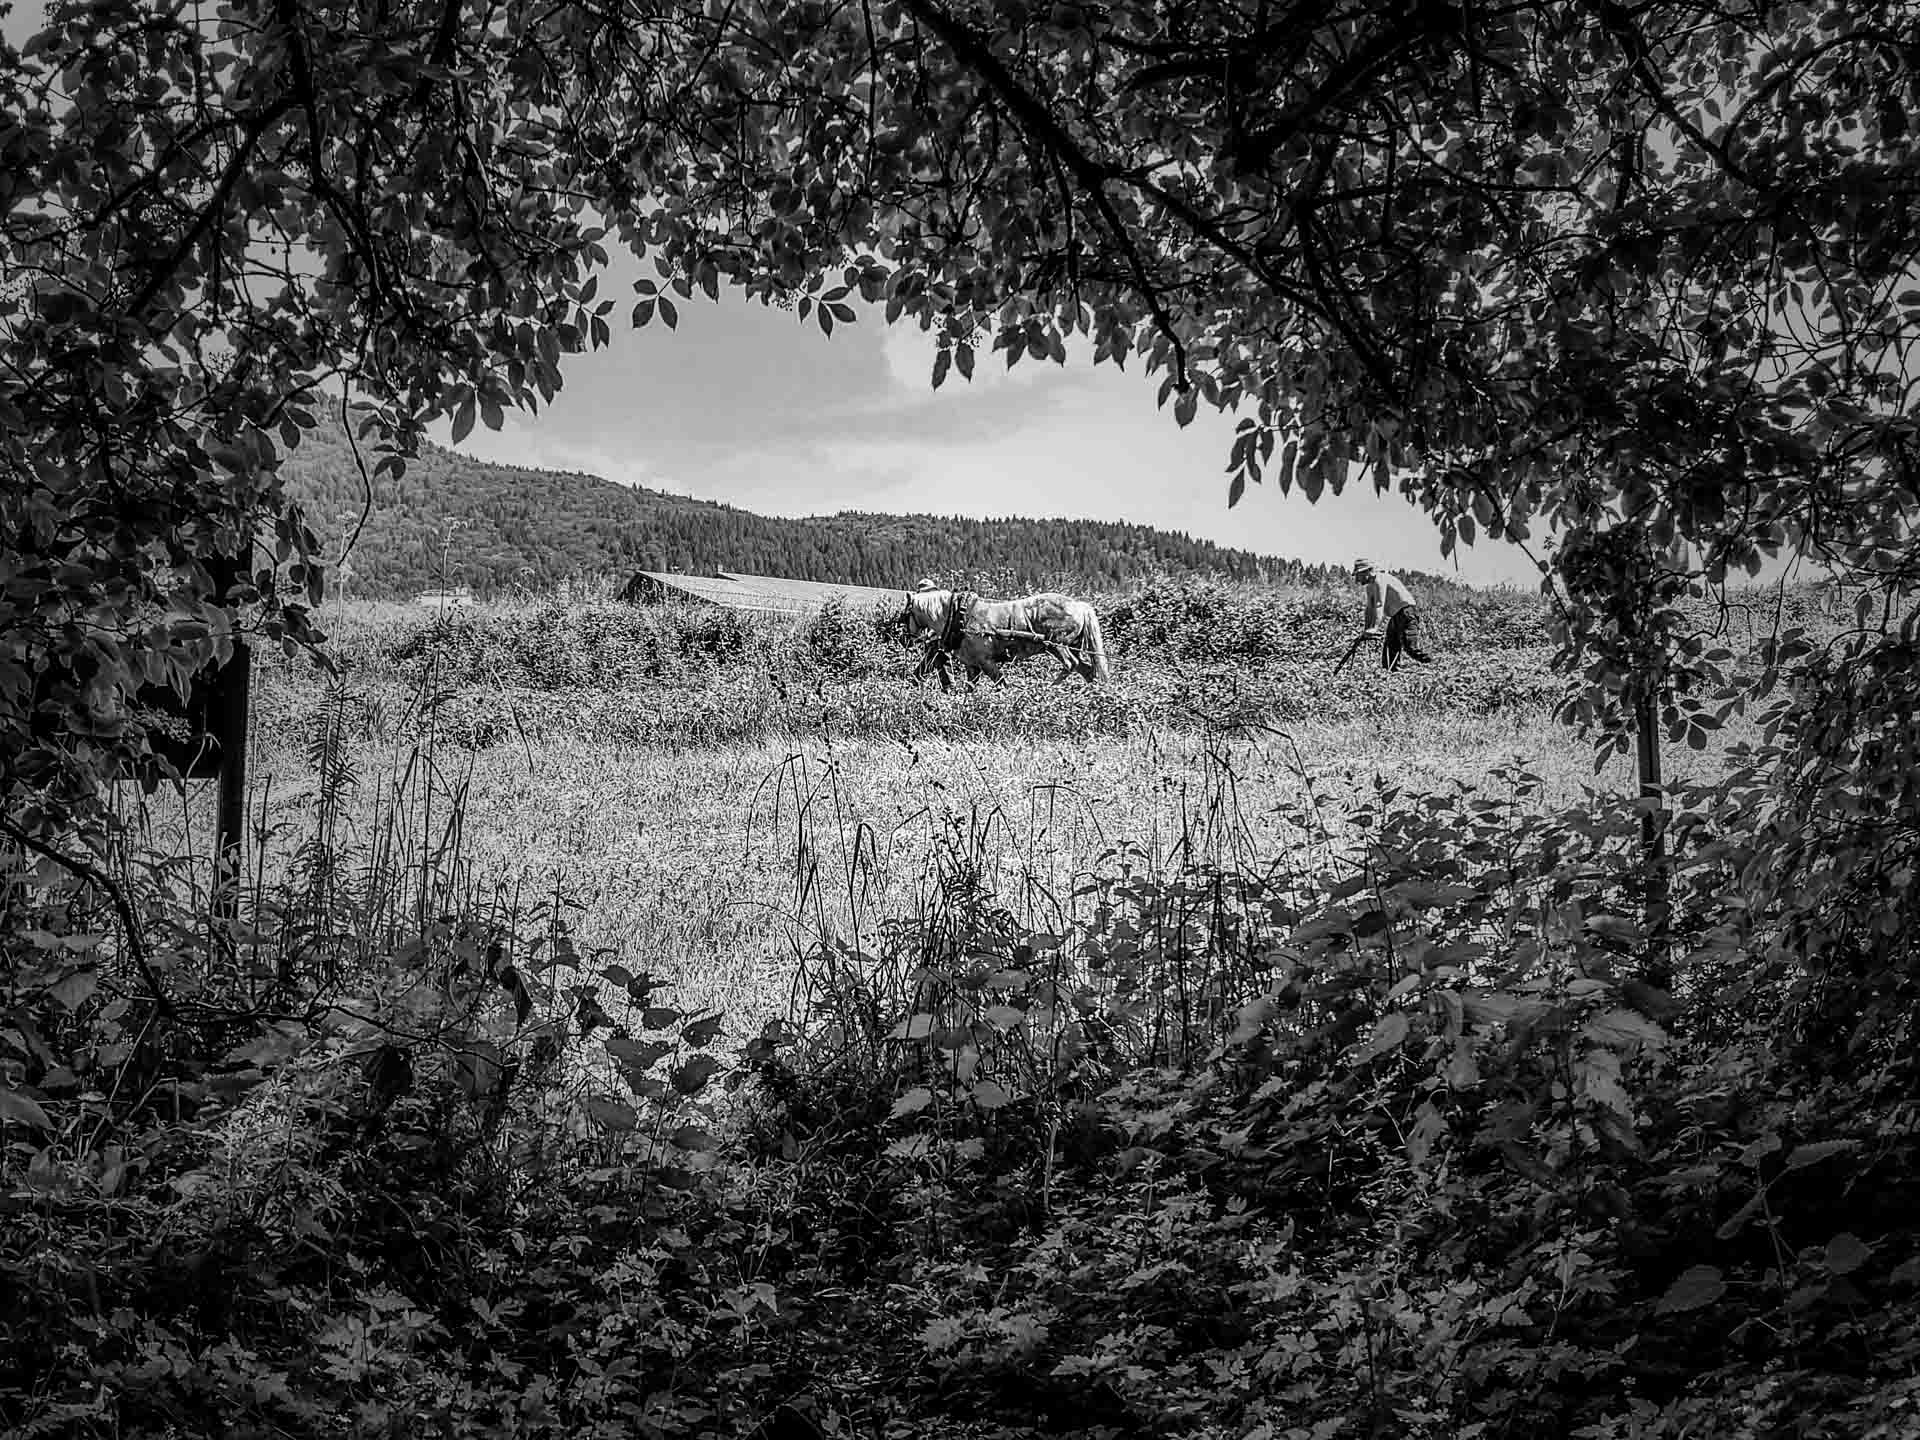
[
  {"left": 7, "top": 583, "right": 1908, "bottom": 1439},
  {"left": 4, "top": 725, "right": 1917, "bottom": 1440}
]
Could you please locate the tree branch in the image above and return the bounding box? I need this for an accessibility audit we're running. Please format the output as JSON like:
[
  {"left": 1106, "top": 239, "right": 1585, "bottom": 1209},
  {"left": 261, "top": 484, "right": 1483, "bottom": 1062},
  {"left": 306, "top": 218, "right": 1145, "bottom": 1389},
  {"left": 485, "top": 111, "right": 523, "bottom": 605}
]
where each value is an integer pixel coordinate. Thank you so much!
[
  {"left": 0, "top": 817, "right": 176, "bottom": 1021},
  {"left": 122, "top": 92, "right": 295, "bottom": 331},
  {"left": 1594, "top": 0, "right": 1754, "bottom": 189},
  {"left": 894, "top": 0, "right": 1192, "bottom": 382}
]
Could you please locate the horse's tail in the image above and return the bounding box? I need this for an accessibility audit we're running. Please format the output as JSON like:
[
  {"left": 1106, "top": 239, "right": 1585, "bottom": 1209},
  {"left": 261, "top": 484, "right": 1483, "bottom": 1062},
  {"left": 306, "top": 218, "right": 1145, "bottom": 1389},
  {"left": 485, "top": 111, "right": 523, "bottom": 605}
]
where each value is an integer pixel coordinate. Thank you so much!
[{"left": 1082, "top": 605, "right": 1110, "bottom": 682}]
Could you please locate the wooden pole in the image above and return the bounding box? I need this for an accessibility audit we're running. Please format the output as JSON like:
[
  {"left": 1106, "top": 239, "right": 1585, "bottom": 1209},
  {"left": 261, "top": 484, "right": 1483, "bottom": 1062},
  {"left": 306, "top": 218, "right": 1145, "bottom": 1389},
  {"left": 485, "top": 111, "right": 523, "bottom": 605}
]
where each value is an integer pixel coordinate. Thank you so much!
[
  {"left": 207, "top": 550, "right": 252, "bottom": 924},
  {"left": 211, "top": 643, "right": 251, "bottom": 918},
  {"left": 1635, "top": 687, "right": 1669, "bottom": 961}
]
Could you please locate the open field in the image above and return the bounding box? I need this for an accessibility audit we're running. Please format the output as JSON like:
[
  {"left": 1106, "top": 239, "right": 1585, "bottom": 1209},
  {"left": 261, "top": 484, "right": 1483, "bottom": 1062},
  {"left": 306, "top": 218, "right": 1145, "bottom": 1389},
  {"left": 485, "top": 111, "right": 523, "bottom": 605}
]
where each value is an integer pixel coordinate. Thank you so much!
[
  {"left": 27, "top": 578, "right": 1919, "bottom": 1440},
  {"left": 207, "top": 720, "right": 1594, "bottom": 1023},
  {"left": 129, "top": 580, "right": 1753, "bottom": 1033}
]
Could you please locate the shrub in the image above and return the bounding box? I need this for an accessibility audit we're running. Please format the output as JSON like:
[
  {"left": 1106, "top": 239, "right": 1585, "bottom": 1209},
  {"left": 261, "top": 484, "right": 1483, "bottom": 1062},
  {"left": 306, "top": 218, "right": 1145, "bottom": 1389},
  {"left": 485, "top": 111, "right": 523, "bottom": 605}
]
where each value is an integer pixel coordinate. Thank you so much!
[
  {"left": 1103, "top": 575, "right": 1302, "bottom": 662},
  {"left": 9, "top": 605, "right": 1920, "bottom": 1440},
  {"left": 791, "top": 596, "right": 899, "bottom": 679}
]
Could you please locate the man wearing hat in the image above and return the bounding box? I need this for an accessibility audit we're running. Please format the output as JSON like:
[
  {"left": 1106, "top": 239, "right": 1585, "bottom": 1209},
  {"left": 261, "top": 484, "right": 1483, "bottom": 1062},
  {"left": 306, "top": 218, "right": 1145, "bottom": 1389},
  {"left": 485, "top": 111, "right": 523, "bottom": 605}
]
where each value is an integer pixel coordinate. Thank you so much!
[{"left": 1352, "top": 559, "right": 1431, "bottom": 668}]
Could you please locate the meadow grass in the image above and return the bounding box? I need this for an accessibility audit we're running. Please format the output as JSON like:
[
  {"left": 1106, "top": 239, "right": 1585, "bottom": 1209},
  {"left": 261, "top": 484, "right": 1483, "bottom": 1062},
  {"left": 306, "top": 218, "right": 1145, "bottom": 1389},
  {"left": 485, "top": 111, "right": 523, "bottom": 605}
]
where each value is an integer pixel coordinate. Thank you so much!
[
  {"left": 142, "top": 706, "right": 1654, "bottom": 1032},
  {"left": 123, "top": 580, "right": 1759, "bottom": 1037},
  {"left": 27, "top": 579, "right": 1897, "bottom": 1440}
]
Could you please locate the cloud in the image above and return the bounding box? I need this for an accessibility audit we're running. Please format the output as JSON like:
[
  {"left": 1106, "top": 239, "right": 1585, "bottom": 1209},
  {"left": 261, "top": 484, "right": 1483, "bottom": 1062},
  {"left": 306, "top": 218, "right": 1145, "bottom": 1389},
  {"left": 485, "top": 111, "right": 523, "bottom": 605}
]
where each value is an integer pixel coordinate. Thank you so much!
[
  {"left": 713, "top": 374, "right": 1216, "bottom": 524},
  {"left": 878, "top": 319, "right": 1097, "bottom": 399},
  {"left": 438, "top": 416, "right": 694, "bottom": 496},
  {"left": 412, "top": 284, "right": 1541, "bottom": 588},
  {"left": 701, "top": 372, "right": 1541, "bottom": 586}
]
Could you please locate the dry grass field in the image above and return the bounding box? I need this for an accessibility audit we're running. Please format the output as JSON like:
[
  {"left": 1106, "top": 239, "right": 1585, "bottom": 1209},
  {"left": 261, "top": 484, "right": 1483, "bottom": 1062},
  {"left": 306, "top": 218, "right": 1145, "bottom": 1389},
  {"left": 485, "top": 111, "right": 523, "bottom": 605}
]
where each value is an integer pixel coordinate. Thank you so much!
[
  {"left": 119, "top": 580, "right": 1742, "bottom": 1036},
  {"left": 40, "top": 578, "right": 1915, "bottom": 1440}
]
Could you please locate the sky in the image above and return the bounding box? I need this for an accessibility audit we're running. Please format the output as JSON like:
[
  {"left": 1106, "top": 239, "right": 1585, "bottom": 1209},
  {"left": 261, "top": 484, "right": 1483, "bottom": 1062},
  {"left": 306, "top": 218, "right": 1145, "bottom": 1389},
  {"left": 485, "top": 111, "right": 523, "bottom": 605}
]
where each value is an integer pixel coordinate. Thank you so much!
[
  {"left": 0, "top": 0, "right": 1540, "bottom": 587},
  {"left": 445, "top": 252, "right": 1543, "bottom": 587}
]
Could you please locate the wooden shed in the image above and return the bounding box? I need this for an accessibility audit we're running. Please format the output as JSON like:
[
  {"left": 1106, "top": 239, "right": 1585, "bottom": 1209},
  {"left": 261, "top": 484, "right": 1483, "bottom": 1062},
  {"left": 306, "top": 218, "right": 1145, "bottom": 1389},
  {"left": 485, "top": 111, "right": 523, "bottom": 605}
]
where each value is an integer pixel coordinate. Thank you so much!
[{"left": 620, "top": 570, "right": 906, "bottom": 618}]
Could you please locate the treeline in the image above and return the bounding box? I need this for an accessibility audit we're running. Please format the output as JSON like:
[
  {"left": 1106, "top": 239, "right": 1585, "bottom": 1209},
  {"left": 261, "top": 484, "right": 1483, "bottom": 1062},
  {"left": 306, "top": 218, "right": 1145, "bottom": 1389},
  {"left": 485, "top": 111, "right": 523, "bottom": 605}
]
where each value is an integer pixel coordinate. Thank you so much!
[{"left": 278, "top": 422, "right": 1355, "bottom": 599}]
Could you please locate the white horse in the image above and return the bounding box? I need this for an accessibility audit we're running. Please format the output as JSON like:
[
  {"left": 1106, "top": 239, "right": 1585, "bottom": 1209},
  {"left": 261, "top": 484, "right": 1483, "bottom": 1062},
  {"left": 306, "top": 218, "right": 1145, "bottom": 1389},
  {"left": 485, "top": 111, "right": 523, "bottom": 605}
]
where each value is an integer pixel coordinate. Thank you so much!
[
  {"left": 901, "top": 586, "right": 1110, "bottom": 689},
  {"left": 900, "top": 587, "right": 974, "bottom": 688}
]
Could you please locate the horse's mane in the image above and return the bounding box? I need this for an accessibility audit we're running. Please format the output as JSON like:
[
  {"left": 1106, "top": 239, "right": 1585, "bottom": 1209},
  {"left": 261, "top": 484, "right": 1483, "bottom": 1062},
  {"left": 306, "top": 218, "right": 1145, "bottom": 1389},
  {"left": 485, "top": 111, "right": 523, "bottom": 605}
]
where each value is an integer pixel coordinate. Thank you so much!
[{"left": 904, "top": 588, "right": 952, "bottom": 635}]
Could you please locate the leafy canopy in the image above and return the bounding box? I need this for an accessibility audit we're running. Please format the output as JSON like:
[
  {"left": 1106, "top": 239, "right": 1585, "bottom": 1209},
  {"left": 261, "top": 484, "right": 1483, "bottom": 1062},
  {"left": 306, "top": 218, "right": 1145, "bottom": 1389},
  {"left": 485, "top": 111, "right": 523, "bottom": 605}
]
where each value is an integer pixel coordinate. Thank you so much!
[{"left": 4, "top": 0, "right": 1919, "bottom": 829}]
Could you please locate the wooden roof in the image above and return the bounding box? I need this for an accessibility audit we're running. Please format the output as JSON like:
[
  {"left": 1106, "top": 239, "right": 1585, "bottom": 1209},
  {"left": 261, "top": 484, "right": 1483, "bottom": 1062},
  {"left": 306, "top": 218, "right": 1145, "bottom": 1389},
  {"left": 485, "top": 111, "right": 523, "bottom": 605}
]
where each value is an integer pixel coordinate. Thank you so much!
[{"left": 627, "top": 570, "right": 907, "bottom": 616}]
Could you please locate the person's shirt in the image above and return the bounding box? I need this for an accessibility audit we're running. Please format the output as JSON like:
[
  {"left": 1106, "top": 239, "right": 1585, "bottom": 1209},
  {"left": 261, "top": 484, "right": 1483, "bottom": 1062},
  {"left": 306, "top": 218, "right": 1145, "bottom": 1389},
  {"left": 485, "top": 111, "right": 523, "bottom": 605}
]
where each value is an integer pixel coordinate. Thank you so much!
[{"left": 1361, "top": 571, "right": 1417, "bottom": 634}]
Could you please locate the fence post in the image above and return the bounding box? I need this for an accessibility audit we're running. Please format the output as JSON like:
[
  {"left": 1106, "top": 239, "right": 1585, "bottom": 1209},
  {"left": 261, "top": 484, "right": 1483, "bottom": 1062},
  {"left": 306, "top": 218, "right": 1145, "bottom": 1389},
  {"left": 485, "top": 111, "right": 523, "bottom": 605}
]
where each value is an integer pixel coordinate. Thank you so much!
[
  {"left": 208, "top": 551, "right": 252, "bottom": 922},
  {"left": 1635, "top": 688, "right": 1669, "bottom": 963},
  {"left": 211, "top": 644, "right": 251, "bottom": 917}
]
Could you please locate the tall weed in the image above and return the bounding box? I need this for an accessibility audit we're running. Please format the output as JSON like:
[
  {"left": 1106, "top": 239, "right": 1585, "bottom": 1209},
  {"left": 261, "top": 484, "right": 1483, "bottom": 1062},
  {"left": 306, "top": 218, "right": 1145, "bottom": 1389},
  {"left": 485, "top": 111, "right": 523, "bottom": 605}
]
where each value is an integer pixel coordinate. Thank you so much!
[{"left": 9, "top": 581, "right": 1911, "bottom": 1440}]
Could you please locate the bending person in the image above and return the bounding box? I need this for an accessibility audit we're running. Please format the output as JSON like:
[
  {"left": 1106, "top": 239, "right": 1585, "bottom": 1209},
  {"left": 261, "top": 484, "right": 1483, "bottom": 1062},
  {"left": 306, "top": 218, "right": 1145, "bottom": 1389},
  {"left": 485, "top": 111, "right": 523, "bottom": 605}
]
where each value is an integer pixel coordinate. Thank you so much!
[{"left": 1352, "top": 558, "right": 1432, "bottom": 668}]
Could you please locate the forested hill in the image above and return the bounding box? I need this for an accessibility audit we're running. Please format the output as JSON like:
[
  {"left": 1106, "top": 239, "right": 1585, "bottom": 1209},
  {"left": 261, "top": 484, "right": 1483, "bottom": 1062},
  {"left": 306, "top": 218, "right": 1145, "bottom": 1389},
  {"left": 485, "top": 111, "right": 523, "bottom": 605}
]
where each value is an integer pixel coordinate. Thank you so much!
[{"left": 278, "top": 422, "right": 1347, "bottom": 598}]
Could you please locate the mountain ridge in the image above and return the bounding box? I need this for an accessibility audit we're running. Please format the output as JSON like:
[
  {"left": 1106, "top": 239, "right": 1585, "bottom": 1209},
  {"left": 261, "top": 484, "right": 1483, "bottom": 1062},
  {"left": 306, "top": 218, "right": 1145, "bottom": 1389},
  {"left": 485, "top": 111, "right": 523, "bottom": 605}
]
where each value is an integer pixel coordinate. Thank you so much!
[{"left": 277, "top": 422, "right": 1436, "bottom": 599}]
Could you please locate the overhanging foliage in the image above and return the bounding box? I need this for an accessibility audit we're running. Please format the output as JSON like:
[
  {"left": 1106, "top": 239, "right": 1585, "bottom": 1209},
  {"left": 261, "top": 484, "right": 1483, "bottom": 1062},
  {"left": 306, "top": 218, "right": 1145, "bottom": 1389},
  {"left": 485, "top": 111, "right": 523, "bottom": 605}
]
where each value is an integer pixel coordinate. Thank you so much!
[{"left": 7, "top": 0, "right": 1920, "bottom": 834}]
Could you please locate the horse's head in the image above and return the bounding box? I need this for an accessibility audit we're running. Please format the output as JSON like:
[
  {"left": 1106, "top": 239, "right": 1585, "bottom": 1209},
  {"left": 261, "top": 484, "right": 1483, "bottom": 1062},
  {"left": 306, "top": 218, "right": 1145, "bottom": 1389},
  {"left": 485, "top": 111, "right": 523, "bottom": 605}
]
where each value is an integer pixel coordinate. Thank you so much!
[{"left": 902, "top": 588, "right": 950, "bottom": 638}]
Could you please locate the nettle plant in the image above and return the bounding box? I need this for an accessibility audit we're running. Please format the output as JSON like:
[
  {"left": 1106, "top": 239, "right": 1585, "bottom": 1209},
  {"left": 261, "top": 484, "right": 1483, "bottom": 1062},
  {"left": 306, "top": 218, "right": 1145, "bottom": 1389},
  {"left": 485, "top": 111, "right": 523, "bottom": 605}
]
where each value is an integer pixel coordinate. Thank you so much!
[{"left": 855, "top": 761, "right": 1912, "bottom": 1434}]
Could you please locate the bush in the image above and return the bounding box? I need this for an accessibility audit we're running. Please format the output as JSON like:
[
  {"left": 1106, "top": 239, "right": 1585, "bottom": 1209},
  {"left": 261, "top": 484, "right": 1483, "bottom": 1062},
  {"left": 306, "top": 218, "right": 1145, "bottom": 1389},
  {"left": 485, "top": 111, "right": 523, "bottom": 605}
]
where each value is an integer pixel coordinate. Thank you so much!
[
  {"left": 792, "top": 596, "right": 900, "bottom": 679},
  {"left": 1103, "top": 575, "right": 1304, "bottom": 662},
  {"left": 10, "top": 611, "right": 1920, "bottom": 1438}
]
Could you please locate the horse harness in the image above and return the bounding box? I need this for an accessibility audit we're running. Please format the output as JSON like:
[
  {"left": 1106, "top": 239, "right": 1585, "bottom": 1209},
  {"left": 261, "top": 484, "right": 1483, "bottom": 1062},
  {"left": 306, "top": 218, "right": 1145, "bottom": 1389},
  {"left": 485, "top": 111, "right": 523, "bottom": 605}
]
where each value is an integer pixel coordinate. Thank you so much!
[
  {"left": 939, "top": 590, "right": 980, "bottom": 651},
  {"left": 940, "top": 591, "right": 1056, "bottom": 652},
  {"left": 921, "top": 589, "right": 1093, "bottom": 684}
]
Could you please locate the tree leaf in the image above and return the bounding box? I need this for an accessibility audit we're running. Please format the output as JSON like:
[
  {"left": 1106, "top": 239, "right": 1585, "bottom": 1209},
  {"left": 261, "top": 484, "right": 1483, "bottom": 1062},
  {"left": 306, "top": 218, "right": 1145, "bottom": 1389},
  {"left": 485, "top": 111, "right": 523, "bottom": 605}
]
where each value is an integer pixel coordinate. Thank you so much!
[
  {"left": 890, "top": 1086, "right": 934, "bottom": 1119},
  {"left": 0, "top": 1088, "right": 53, "bottom": 1130},
  {"left": 1824, "top": 1233, "right": 1872, "bottom": 1276},
  {"left": 969, "top": 1078, "right": 1013, "bottom": 1109},
  {"left": 1364, "top": 1011, "right": 1410, "bottom": 1058},
  {"left": 584, "top": 1094, "right": 638, "bottom": 1131},
  {"left": 1657, "top": 1265, "right": 1726, "bottom": 1314},
  {"left": 1785, "top": 1139, "right": 1857, "bottom": 1171},
  {"left": 1582, "top": 1008, "right": 1666, "bottom": 1049}
]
